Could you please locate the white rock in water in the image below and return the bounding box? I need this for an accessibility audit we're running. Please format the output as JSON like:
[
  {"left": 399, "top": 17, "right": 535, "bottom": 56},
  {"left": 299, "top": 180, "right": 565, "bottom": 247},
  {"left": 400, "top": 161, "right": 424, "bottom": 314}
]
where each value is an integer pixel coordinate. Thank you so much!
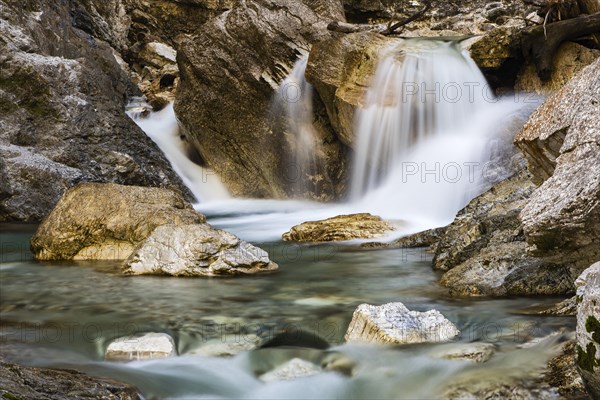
[
  {"left": 345, "top": 302, "right": 460, "bottom": 345},
  {"left": 259, "top": 358, "right": 322, "bottom": 382},
  {"left": 105, "top": 332, "right": 176, "bottom": 361},
  {"left": 123, "top": 224, "right": 278, "bottom": 276}
]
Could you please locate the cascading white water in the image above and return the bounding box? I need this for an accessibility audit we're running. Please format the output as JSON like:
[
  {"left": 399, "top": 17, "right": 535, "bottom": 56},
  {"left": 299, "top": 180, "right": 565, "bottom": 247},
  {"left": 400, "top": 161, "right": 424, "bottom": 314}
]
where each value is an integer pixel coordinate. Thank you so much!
[
  {"left": 275, "top": 56, "right": 321, "bottom": 197},
  {"left": 126, "top": 101, "right": 231, "bottom": 203},
  {"left": 351, "top": 39, "right": 492, "bottom": 198}
]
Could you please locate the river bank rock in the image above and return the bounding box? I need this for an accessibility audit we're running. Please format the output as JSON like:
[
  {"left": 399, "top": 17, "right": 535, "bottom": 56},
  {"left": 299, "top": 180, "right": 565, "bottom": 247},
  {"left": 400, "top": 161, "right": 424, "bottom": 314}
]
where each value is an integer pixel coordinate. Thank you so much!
[
  {"left": 545, "top": 340, "right": 587, "bottom": 398},
  {"left": 30, "top": 183, "right": 203, "bottom": 260},
  {"left": 575, "top": 262, "right": 600, "bottom": 398},
  {"left": 0, "top": 0, "right": 187, "bottom": 223},
  {"left": 428, "top": 342, "right": 496, "bottom": 363},
  {"left": 345, "top": 302, "right": 460, "bottom": 345},
  {"left": 433, "top": 167, "right": 574, "bottom": 296},
  {"left": 518, "top": 59, "right": 600, "bottom": 273},
  {"left": 175, "top": 0, "right": 348, "bottom": 201},
  {"left": 0, "top": 357, "right": 139, "bottom": 399},
  {"left": 362, "top": 226, "right": 447, "bottom": 249},
  {"left": 123, "top": 224, "right": 278, "bottom": 276},
  {"left": 282, "top": 213, "right": 394, "bottom": 242},
  {"left": 105, "top": 332, "right": 176, "bottom": 361}
]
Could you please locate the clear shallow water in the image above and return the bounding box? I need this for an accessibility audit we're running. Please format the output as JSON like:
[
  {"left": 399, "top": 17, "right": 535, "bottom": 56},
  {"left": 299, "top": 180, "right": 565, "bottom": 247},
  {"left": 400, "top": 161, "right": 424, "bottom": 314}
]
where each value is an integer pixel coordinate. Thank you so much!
[{"left": 1, "top": 224, "right": 574, "bottom": 399}]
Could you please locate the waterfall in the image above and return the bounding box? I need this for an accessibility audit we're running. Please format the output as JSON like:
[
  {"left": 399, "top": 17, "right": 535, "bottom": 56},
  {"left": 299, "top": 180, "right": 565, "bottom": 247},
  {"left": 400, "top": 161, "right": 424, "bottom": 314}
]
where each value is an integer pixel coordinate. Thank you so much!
[
  {"left": 126, "top": 100, "right": 231, "bottom": 203},
  {"left": 347, "top": 39, "right": 534, "bottom": 227},
  {"left": 275, "top": 56, "right": 321, "bottom": 198},
  {"left": 350, "top": 39, "right": 491, "bottom": 198}
]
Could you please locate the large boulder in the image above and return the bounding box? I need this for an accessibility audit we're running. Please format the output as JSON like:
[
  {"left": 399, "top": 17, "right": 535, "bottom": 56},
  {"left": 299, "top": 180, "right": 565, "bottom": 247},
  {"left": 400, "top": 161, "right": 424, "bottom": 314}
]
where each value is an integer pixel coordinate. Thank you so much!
[
  {"left": 175, "top": 0, "right": 348, "bottom": 200},
  {"left": 434, "top": 167, "right": 574, "bottom": 296},
  {"left": 575, "top": 262, "right": 600, "bottom": 398},
  {"left": 123, "top": 224, "right": 278, "bottom": 276},
  {"left": 282, "top": 213, "right": 394, "bottom": 242},
  {"left": 30, "top": 183, "right": 203, "bottom": 260},
  {"left": 0, "top": 0, "right": 187, "bottom": 222},
  {"left": 518, "top": 58, "right": 600, "bottom": 272},
  {"left": 345, "top": 302, "right": 460, "bottom": 345}
]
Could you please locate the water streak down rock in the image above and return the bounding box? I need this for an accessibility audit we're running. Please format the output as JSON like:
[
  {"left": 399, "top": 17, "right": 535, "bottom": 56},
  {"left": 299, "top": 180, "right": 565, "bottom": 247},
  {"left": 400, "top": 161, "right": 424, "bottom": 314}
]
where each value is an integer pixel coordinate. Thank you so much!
[{"left": 175, "top": 0, "right": 348, "bottom": 200}]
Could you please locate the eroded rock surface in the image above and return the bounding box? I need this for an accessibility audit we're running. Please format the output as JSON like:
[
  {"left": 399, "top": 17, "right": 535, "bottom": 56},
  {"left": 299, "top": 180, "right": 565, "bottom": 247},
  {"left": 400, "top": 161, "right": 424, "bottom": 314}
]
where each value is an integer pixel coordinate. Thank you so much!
[
  {"left": 518, "top": 59, "right": 600, "bottom": 272},
  {"left": 123, "top": 224, "right": 278, "bottom": 276},
  {"left": 575, "top": 262, "right": 600, "bottom": 398},
  {"left": 345, "top": 302, "right": 460, "bottom": 345},
  {"left": 0, "top": 0, "right": 187, "bottom": 222},
  {"left": 282, "top": 213, "right": 394, "bottom": 242},
  {"left": 175, "top": 0, "right": 348, "bottom": 200},
  {"left": 434, "top": 168, "right": 574, "bottom": 296},
  {"left": 30, "top": 183, "right": 203, "bottom": 260}
]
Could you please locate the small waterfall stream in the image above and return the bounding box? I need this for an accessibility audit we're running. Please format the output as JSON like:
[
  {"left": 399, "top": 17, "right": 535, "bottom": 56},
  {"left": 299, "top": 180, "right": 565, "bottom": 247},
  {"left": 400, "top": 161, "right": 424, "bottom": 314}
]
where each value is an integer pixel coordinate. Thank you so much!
[
  {"left": 275, "top": 55, "right": 323, "bottom": 198},
  {"left": 126, "top": 101, "right": 231, "bottom": 203}
]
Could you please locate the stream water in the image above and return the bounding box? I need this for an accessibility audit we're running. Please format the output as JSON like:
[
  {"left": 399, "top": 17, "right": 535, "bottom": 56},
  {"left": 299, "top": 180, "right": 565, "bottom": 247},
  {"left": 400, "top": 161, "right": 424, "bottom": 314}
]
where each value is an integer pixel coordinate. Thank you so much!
[{"left": 0, "top": 38, "right": 571, "bottom": 399}]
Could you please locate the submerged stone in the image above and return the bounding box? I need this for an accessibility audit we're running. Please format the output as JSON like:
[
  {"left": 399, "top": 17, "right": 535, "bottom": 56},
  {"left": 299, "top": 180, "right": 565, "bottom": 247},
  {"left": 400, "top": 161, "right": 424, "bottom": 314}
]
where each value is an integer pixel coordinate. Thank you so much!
[
  {"left": 345, "top": 302, "right": 460, "bottom": 345},
  {"left": 259, "top": 358, "right": 322, "bottom": 382}
]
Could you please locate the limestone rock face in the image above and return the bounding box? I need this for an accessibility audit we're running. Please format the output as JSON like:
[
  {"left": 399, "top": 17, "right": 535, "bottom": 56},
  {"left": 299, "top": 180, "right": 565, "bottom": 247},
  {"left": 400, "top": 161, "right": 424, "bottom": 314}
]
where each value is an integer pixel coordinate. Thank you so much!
[
  {"left": 175, "top": 0, "right": 348, "bottom": 200},
  {"left": 575, "top": 262, "right": 600, "bottom": 398},
  {"left": 0, "top": 357, "right": 139, "bottom": 399},
  {"left": 516, "top": 42, "right": 600, "bottom": 95},
  {"left": 345, "top": 302, "right": 460, "bottom": 345},
  {"left": 123, "top": 224, "right": 278, "bottom": 276},
  {"left": 306, "top": 32, "right": 395, "bottom": 147},
  {"left": 282, "top": 213, "right": 394, "bottom": 242},
  {"left": 30, "top": 183, "right": 203, "bottom": 260},
  {"left": 0, "top": 0, "right": 187, "bottom": 222},
  {"left": 434, "top": 168, "right": 574, "bottom": 296},
  {"left": 105, "top": 332, "right": 177, "bottom": 361},
  {"left": 518, "top": 59, "right": 600, "bottom": 271}
]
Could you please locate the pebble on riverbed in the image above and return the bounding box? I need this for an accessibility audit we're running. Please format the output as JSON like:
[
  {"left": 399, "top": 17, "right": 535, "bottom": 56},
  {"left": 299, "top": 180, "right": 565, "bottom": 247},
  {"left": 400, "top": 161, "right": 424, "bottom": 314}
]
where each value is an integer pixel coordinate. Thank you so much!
[
  {"left": 259, "top": 358, "right": 322, "bottom": 382},
  {"left": 105, "top": 332, "right": 177, "bottom": 361},
  {"left": 345, "top": 302, "right": 460, "bottom": 345}
]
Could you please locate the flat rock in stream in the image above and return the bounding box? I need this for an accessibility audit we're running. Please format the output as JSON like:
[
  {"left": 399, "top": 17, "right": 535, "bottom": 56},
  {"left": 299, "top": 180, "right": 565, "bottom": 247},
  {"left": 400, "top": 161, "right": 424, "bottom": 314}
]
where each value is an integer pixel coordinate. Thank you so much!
[
  {"left": 345, "top": 302, "right": 460, "bottom": 345},
  {"left": 123, "top": 224, "right": 278, "bottom": 276},
  {"left": 282, "top": 213, "right": 394, "bottom": 242},
  {"left": 259, "top": 358, "right": 322, "bottom": 382},
  {"left": 0, "top": 357, "right": 139, "bottom": 399}
]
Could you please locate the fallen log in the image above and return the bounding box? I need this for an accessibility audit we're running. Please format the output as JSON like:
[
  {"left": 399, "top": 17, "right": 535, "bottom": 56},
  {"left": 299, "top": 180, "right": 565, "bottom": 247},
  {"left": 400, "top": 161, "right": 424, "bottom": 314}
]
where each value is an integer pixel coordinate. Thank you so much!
[{"left": 521, "top": 11, "right": 600, "bottom": 80}]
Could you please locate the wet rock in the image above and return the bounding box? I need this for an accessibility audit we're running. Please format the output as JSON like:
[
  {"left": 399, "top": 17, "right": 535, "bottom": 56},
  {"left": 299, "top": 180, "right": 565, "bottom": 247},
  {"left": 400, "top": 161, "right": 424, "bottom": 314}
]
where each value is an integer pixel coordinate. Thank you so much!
[
  {"left": 0, "top": 0, "right": 187, "bottom": 223},
  {"left": 434, "top": 167, "right": 574, "bottom": 296},
  {"left": 282, "top": 213, "right": 394, "bottom": 242},
  {"left": 345, "top": 302, "right": 460, "bottom": 345},
  {"left": 306, "top": 31, "right": 395, "bottom": 147},
  {"left": 259, "top": 358, "right": 322, "bottom": 382},
  {"left": 545, "top": 340, "right": 587, "bottom": 399},
  {"left": 175, "top": 0, "right": 347, "bottom": 200},
  {"left": 362, "top": 226, "right": 447, "bottom": 249},
  {"left": 105, "top": 332, "right": 176, "bottom": 361},
  {"left": 575, "top": 262, "right": 600, "bottom": 398},
  {"left": 0, "top": 357, "right": 139, "bottom": 399},
  {"left": 538, "top": 296, "right": 577, "bottom": 316},
  {"left": 429, "top": 342, "right": 496, "bottom": 363},
  {"left": 123, "top": 224, "right": 278, "bottom": 276},
  {"left": 518, "top": 59, "right": 600, "bottom": 272},
  {"left": 516, "top": 42, "right": 600, "bottom": 95},
  {"left": 30, "top": 183, "right": 203, "bottom": 260}
]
